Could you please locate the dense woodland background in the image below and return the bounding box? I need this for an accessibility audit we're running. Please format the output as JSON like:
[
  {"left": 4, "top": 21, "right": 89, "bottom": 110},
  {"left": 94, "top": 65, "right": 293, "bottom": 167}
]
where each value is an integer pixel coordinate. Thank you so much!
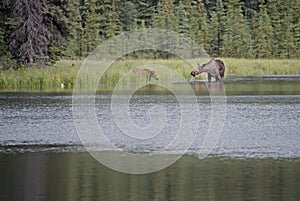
[{"left": 0, "top": 0, "right": 300, "bottom": 69}]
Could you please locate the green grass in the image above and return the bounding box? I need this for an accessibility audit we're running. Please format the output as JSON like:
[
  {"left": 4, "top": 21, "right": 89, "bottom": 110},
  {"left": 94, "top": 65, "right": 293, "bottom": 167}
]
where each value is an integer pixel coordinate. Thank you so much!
[
  {"left": 222, "top": 58, "right": 300, "bottom": 76},
  {"left": 0, "top": 58, "right": 300, "bottom": 91}
]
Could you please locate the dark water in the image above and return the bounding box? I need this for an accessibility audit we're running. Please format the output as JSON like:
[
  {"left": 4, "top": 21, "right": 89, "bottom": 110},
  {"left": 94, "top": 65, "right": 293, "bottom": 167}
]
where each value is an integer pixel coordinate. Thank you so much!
[
  {"left": 0, "top": 78, "right": 299, "bottom": 201},
  {"left": 1, "top": 153, "right": 299, "bottom": 201}
]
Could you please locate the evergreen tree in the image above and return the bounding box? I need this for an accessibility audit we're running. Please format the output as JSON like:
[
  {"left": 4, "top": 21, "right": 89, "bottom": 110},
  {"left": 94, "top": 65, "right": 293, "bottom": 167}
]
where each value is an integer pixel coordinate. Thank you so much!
[
  {"left": 0, "top": 3, "right": 9, "bottom": 57},
  {"left": 290, "top": 0, "right": 300, "bottom": 58},
  {"left": 83, "top": 0, "right": 101, "bottom": 55},
  {"left": 243, "top": 0, "right": 259, "bottom": 19},
  {"left": 105, "top": 0, "right": 121, "bottom": 38},
  {"left": 151, "top": 0, "right": 177, "bottom": 58},
  {"left": 174, "top": 0, "right": 189, "bottom": 35},
  {"left": 118, "top": 1, "right": 138, "bottom": 31},
  {"left": 281, "top": 14, "right": 295, "bottom": 58},
  {"left": 279, "top": 1, "right": 296, "bottom": 58},
  {"left": 0, "top": 1, "right": 15, "bottom": 69},
  {"left": 294, "top": 17, "right": 300, "bottom": 58},
  {"left": 10, "top": 0, "right": 49, "bottom": 66},
  {"left": 47, "top": 1, "right": 69, "bottom": 63},
  {"left": 131, "top": 0, "right": 155, "bottom": 27},
  {"left": 221, "top": 0, "right": 251, "bottom": 58},
  {"left": 214, "top": 0, "right": 226, "bottom": 56},
  {"left": 187, "top": 0, "right": 208, "bottom": 50},
  {"left": 252, "top": 0, "right": 273, "bottom": 58},
  {"left": 206, "top": 0, "right": 226, "bottom": 56},
  {"left": 208, "top": 12, "right": 220, "bottom": 56},
  {"left": 9, "top": 0, "right": 67, "bottom": 67},
  {"left": 267, "top": 0, "right": 297, "bottom": 58},
  {"left": 152, "top": 1, "right": 166, "bottom": 29},
  {"left": 64, "top": 0, "right": 84, "bottom": 59},
  {"left": 266, "top": 0, "right": 281, "bottom": 57}
]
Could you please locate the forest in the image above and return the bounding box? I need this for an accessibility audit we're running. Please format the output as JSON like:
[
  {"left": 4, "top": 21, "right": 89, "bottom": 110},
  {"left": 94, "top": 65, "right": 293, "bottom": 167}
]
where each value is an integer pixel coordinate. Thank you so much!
[{"left": 0, "top": 0, "right": 300, "bottom": 69}]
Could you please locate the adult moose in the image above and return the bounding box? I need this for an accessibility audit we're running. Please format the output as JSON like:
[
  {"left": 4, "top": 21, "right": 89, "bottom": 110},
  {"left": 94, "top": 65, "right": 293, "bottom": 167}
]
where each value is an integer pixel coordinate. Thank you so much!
[{"left": 190, "top": 58, "right": 225, "bottom": 82}]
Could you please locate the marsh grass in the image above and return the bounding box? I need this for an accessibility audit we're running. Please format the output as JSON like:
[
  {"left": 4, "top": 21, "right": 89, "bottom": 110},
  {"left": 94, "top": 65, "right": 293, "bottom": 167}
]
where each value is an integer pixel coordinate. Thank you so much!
[
  {"left": 0, "top": 60, "right": 82, "bottom": 91},
  {"left": 223, "top": 58, "right": 300, "bottom": 76},
  {"left": 0, "top": 58, "right": 299, "bottom": 91}
]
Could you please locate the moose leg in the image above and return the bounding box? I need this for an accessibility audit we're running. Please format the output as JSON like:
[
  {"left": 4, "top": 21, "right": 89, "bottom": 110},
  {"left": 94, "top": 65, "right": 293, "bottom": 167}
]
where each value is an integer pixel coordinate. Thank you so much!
[
  {"left": 215, "top": 74, "right": 222, "bottom": 82},
  {"left": 208, "top": 73, "right": 212, "bottom": 82}
]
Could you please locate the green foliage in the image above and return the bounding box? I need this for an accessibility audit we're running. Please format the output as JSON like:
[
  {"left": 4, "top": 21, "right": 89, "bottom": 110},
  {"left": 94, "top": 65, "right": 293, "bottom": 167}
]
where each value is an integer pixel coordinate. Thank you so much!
[
  {"left": 118, "top": 1, "right": 138, "bottom": 31},
  {"left": 221, "top": 0, "right": 252, "bottom": 58},
  {"left": 64, "top": 0, "right": 84, "bottom": 59},
  {"left": 294, "top": 18, "right": 300, "bottom": 58},
  {"left": 83, "top": 0, "right": 101, "bottom": 54},
  {"left": 2, "top": 0, "right": 300, "bottom": 68},
  {"left": 105, "top": 0, "right": 122, "bottom": 38},
  {"left": 252, "top": 0, "right": 273, "bottom": 58}
]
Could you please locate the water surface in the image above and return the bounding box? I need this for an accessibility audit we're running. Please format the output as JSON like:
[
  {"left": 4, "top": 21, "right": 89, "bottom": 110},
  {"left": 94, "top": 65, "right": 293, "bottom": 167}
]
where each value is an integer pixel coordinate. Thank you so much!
[{"left": 0, "top": 77, "right": 299, "bottom": 201}]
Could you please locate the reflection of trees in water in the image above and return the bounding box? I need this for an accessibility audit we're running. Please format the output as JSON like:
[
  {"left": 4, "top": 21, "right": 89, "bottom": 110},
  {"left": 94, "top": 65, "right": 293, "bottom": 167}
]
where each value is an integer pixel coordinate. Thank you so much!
[{"left": 3, "top": 153, "right": 300, "bottom": 200}]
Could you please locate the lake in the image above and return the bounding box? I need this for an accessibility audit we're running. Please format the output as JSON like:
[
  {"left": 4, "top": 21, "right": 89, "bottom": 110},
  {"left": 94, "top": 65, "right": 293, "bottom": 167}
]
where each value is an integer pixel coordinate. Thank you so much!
[{"left": 0, "top": 77, "right": 299, "bottom": 201}]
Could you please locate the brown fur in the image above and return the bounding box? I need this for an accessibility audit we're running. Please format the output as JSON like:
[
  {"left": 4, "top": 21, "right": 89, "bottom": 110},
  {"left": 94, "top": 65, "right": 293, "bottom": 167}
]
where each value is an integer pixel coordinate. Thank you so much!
[
  {"left": 133, "top": 68, "right": 158, "bottom": 83},
  {"left": 191, "top": 58, "right": 225, "bottom": 82}
]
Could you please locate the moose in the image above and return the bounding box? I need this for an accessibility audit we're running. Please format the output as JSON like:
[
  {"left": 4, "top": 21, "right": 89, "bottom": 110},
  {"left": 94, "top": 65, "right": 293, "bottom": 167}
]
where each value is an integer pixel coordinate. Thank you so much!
[
  {"left": 132, "top": 68, "right": 159, "bottom": 84},
  {"left": 190, "top": 58, "right": 225, "bottom": 82}
]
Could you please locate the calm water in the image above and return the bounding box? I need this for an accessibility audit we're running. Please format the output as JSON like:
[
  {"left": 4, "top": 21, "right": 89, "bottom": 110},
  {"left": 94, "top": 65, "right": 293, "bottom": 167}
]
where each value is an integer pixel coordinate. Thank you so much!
[{"left": 0, "top": 78, "right": 299, "bottom": 201}]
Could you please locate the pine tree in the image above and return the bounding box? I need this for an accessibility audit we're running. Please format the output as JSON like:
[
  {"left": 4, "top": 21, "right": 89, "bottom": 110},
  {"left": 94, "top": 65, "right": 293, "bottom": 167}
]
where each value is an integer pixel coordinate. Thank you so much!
[
  {"left": 83, "top": 0, "right": 101, "bottom": 55},
  {"left": 279, "top": 1, "right": 296, "bottom": 58},
  {"left": 118, "top": 1, "right": 137, "bottom": 31},
  {"left": 267, "top": 0, "right": 283, "bottom": 57},
  {"left": 252, "top": 0, "right": 273, "bottom": 58},
  {"left": 290, "top": 0, "right": 300, "bottom": 58},
  {"left": 64, "top": 0, "right": 84, "bottom": 59},
  {"left": 10, "top": 0, "right": 49, "bottom": 66},
  {"left": 151, "top": 0, "right": 177, "bottom": 58},
  {"left": 105, "top": 0, "right": 121, "bottom": 38},
  {"left": 9, "top": 0, "right": 68, "bottom": 67},
  {"left": 42, "top": 1, "right": 68, "bottom": 64},
  {"left": 131, "top": 0, "right": 155, "bottom": 27},
  {"left": 0, "top": 2, "right": 14, "bottom": 69},
  {"left": 294, "top": 17, "right": 300, "bottom": 58},
  {"left": 214, "top": 0, "right": 226, "bottom": 56},
  {"left": 152, "top": 1, "right": 165, "bottom": 29},
  {"left": 174, "top": 0, "right": 189, "bottom": 35},
  {"left": 282, "top": 15, "right": 295, "bottom": 58},
  {"left": 0, "top": 6, "right": 9, "bottom": 57},
  {"left": 221, "top": 0, "right": 251, "bottom": 58},
  {"left": 207, "top": 12, "right": 218, "bottom": 56},
  {"left": 267, "top": 0, "right": 297, "bottom": 58},
  {"left": 187, "top": 0, "right": 208, "bottom": 50}
]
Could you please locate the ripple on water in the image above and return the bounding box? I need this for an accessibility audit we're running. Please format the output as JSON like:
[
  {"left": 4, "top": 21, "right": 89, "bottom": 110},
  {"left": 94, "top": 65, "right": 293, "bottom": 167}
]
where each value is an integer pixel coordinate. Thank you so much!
[{"left": 0, "top": 89, "right": 299, "bottom": 158}]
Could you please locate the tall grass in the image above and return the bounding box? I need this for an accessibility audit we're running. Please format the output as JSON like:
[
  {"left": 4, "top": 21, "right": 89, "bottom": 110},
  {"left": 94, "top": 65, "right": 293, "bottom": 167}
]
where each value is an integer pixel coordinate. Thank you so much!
[
  {"left": 0, "top": 60, "right": 82, "bottom": 91},
  {"left": 222, "top": 58, "right": 300, "bottom": 76},
  {"left": 0, "top": 58, "right": 299, "bottom": 91}
]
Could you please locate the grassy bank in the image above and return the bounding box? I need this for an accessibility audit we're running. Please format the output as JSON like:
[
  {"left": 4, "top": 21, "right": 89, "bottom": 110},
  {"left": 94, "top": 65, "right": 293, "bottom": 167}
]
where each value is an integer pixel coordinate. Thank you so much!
[
  {"left": 0, "top": 58, "right": 299, "bottom": 91},
  {"left": 223, "top": 58, "right": 300, "bottom": 76}
]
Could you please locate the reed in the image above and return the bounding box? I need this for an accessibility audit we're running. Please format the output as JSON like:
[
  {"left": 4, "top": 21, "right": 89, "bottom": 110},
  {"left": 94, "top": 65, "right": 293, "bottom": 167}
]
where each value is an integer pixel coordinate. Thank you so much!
[
  {"left": 0, "top": 58, "right": 299, "bottom": 91},
  {"left": 222, "top": 58, "right": 300, "bottom": 76}
]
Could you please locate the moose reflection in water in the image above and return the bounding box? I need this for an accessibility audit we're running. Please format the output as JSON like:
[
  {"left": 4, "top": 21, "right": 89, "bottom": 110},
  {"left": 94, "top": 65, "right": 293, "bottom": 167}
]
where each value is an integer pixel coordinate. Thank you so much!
[{"left": 191, "top": 58, "right": 225, "bottom": 82}]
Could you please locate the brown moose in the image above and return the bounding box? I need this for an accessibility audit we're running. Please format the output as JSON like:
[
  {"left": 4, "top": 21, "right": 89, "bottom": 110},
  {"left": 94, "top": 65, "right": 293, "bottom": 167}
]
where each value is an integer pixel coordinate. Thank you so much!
[{"left": 191, "top": 58, "right": 225, "bottom": 82}]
